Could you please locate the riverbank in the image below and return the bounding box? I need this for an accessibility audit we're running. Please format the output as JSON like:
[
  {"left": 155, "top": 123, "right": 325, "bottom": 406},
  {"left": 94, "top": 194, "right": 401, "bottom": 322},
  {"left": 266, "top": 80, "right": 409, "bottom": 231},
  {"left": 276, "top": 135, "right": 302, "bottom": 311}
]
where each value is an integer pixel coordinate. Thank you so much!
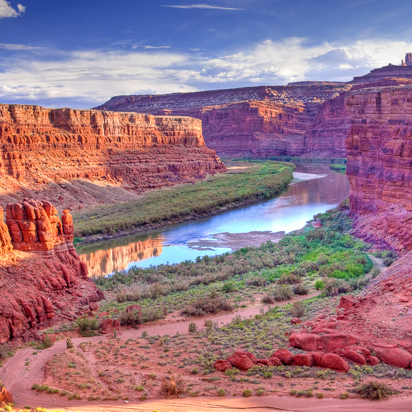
[{"left": 73, "top": 161, "right": 295, "bottom": 242}]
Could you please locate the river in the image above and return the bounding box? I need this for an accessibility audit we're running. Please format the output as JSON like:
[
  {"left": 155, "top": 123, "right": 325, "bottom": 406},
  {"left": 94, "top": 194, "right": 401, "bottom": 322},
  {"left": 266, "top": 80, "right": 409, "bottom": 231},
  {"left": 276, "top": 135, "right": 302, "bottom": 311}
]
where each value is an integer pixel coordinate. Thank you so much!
[{"left": 76, "top": 163, "right": 350, "bottom": 276}]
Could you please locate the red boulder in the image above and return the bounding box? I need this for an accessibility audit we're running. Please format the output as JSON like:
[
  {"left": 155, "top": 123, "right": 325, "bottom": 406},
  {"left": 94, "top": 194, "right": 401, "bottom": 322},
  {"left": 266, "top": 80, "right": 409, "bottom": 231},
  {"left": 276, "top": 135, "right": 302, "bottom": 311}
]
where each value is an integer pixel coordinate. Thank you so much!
[
  {"left": 227, "top": 353, "right": 254, "bottom": 371},
  {"left": 293, "top": 353, "right": 314, "bottom": 367},
  {"left": 320, "top": 353, "right": 350, "bottom": 372},
  {"left": 234, "top": 351, "right": 257, "bottom": 364},
  {"left": 214, "top": 359, "right": 232, "bottom": 371},
  {"left": 318, "top": 333, "right": 358, "bottom": 353},
  {"left": 289, "top": 333, "right": 319, "bottom": 351},
  {"left": 374, "top": 347, "right": 412, "bottom": 368},
  {"left": 269, "top": 356, "right": 282, "bottom": 366},
  {"left": 291, "top": 318, "right": 301, "bottom": 324},
  {"left": 312, "top": 351, "right": 325, "bottom": 366},
  {"left": 344, "top": 350, "right": 366, "bottom": 365},
  {"left": 256, "top": 359, "right": 273, "bottom": 367},
  {"left": 369, "top": 356, "right": 380, "bottom": 366},
  {"left": 272, "top": 349, "right": 294, "bottom": 365}
]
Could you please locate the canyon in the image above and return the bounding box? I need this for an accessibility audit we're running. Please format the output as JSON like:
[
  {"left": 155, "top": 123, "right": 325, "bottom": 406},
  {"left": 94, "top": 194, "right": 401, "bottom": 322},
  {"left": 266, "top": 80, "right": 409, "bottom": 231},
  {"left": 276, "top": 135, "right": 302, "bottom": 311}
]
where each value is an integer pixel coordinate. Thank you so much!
[
  {"left": 0, "top": 104, "right": 226, "bottom": 212},
  {"left": 0, "top": 199, "right": 103, "bottom": 345},
  {"left": 97, "top": 61, "right": 412, "bottom": 160}
]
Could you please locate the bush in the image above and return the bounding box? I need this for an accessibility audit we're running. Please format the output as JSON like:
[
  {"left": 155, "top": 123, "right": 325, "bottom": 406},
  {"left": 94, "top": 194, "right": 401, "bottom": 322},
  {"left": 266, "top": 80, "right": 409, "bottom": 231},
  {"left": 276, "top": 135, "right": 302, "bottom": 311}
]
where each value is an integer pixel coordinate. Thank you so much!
[
  {"left": 383, "top": 257, "right": 395, "bottom": 267},
  {"left": 294, "top": 283, "right": 309, "bottom": 295},
  {"left": 354, "top": 381, "right": 396, "bottom": 400},
  {"left": 291, "top": 301, "right": 306, "bottom": 318},
  {"left": 273, "top": 285, "right": 294, "bottom": 301},
  {"left": 188, "top": 322, "right": 198, "bottom": 334},
  {"left": 314, "top": 280, "right": 325, "bottom": 290},
  {"left": 324, "top": 278, "right": 351, "bottom": 296},
  {"left": 204, "top": 319, "right": 213, "bottom": 329},
  {"left": 160, "top": 376, "right": 186, "bottom": 397},
  {"left": 0, "top": 344, "right": 10, "bottom": 360},
  {"left": 317, "top": 392, "right": 324, "bottom": 399},
  {"left": 181, "top": 296, "right": 234, "bottom": 317},
  {"left": 278, "top": 273, "right": 299, "bottom": 285},
  {"left": 222, "top": 281, "right": 236, "bottom": 293},
  {"left": 261, "top": 294, "right": 275, "bottom": 304},
  {"left": 217, "top": 388, "right": 226, "bottom": 396},
  {"left": 75, "top": 315, "right": 99, "bottom": 334},
  {"left": 245, "top": 276, "right": 267, "bottom": 287},
  {"left": 42, "top": 334, "right": 53, "bottom": 349},
  {"left": 243, "top": 389, "right": 252, "bottom": 397},
  {"left": 371, "top": 268, "right": 380, "bottom": 278},
  {"left": 66, "top": 338, "right": 74, "bottom": 349}
]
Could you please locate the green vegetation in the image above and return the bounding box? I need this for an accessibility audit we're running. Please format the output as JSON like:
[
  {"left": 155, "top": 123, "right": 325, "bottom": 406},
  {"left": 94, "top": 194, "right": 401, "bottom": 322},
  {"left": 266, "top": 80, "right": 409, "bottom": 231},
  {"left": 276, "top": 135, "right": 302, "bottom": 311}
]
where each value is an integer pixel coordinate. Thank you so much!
[
  {"left": 330, "top": 164, "right": 346, "bottom": 173},
  {"left": 354, "top": 381, "right": 397, "bottom": 400},
  {"left": 73, "top": 161, "right": 295, "bottom": 237}
]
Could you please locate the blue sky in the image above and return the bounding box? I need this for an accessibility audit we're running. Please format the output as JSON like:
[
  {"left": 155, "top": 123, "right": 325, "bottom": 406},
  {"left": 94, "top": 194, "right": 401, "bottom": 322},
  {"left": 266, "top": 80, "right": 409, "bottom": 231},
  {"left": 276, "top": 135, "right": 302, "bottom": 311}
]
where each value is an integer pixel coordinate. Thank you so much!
[{"left": 1, "top": 0, "right": 412, "bottom": 108}]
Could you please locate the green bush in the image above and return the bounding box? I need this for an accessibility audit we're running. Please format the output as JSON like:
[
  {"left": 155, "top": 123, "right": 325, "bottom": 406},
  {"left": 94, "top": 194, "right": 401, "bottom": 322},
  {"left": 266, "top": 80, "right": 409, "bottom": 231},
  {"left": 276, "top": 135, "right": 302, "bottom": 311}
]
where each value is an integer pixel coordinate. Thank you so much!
[
  {"left": 314, "top": 280, "right": 325, "bottom": 290},
  {"left": 354, "top": 381, "right": 396, "bottom": 400},
  {"left": 242, "top": 389, "right": 252, "bottom": 397},
  {"left": 188, "top": 322, "right": 198, "bottom": 334},
  {"left": 75, "top": 315, "right": 99, "bottom": 335}
]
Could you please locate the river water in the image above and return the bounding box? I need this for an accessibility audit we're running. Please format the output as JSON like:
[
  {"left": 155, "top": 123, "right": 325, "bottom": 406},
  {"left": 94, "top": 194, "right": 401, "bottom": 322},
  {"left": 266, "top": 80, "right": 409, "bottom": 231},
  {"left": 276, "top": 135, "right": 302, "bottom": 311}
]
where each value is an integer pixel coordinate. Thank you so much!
[{"left": 76, "top": 164, "right": 350, "bottom": 277}]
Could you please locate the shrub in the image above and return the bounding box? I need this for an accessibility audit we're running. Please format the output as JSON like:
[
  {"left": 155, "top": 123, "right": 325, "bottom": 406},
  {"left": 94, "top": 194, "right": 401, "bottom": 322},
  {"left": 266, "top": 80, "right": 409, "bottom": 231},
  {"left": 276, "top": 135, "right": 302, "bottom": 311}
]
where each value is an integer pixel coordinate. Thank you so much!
[
  {"left": 243, "top": 389, "right": 252, "bottom": 397},
  {"left": 294, "top": 283, "right": 309, "bottom": 295},
  {"left": 291, "top": 301, "right": 306, "bottom": 318},
  {"left": 181, "top": 296, "right": 234, "bottom": 317},
  {"left": 245, "top": 276, "right": 267, "bottom": 286},
  {"left": 66, "top": 338, "right": 74, "bottom": 349},
  {"left": 340, "top": 392, "right": 349, "bottom": 399},
  {"left": 317, "top": 392, "right": 324, "bottom": 399},
  {"left": 383, "top": 257, "right": 395, "bottom": 267},
  {"left": 278, "top": 273, "right": 299, "bottom": 285},
  {"left": 354, "top": 381, "right": 396, "bottom": 400},
  {"left": 314, "top": 280, "right": 325, "bottom": 290},
  {"left": 222, "top": 281, "right": 236, "bottom": 293},
  {"left": 0, "top": 344, "right": 10, "bottom": 360},
  {"left": 217, "top": 388, "right": 226, "bottom": 396},
  {"left": 42, "top": 334, "right": 53, "bottom": 349},
  {"left": 75, "top": 315, "right": 99, "bottom": 335},
  {"left": 324, "top": 278, "right": 351, "bottom": 296},
  {"left": 257, "top": 389, "right": 265, "bottom": 396},
  {"left": 160, "top": 376, "right": 186, "bottom": 397},
  {"left": 204, "top": 319, "right": 213, "bottom": 329},
  {"left": 261, "top": 294, "right": 275, "bottom": 304},
  {"left": 273, "top": 285, "right": 294, "bottom": 301},
  {"left": 188, "top": 322, "right": 198, "bottom": 334},
  {"left": 371, "top": 268, "right": 380, "bottom": 278}
]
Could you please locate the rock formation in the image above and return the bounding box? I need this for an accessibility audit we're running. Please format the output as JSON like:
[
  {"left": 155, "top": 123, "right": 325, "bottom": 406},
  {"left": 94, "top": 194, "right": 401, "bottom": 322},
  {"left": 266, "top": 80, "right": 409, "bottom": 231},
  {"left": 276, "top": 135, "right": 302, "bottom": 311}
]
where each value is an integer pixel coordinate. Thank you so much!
[
  {"left": 0, "top": 104, "right": 226, "bottom": 211},
  {"left": 345, "top": 84, "right": 412, "bottom": 251},
  {"left": 96, "top": 60, "right": 412, "bottom": 160},
  {"left": 0, "top": 199, "right": 103, "bottom": 344}
]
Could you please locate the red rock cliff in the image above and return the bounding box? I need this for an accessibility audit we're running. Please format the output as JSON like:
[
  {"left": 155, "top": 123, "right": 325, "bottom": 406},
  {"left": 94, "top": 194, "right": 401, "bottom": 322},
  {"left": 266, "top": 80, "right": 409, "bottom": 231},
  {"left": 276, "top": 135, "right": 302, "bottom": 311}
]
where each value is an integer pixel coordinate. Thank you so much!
[
  {"left": 345, "top": 84, "right": 412, "bottom": 251},
  {"left": 0, "top": 199, "right": 103, "bottom": 344},
  {"left": 0, "top": 104, "right": 226, "bottom": 211}
]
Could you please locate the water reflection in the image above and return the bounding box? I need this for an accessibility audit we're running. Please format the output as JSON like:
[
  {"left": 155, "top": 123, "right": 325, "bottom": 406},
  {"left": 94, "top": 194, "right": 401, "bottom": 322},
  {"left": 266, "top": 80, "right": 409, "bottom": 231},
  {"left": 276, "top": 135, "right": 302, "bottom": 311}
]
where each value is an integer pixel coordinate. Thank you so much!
[{"left": 77, "top": 164, "right": 350, "bottom": 276}]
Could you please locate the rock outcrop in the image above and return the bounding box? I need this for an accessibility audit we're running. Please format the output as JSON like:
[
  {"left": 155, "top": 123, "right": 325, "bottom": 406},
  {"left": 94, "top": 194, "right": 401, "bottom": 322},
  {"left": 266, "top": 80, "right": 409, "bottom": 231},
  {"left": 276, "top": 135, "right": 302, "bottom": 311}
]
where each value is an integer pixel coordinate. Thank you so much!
[
  {"left": 0, "top": 199, "right": 103, "bottom": 344},
  {"left": 96, "top": 60, "right": 412, "bottom": 160},
  {"left": 0, "top": 104, "right": 225, "bottom": 211},
  {"left": 345, "top": 84, "right": 412, "bottom": 251}
]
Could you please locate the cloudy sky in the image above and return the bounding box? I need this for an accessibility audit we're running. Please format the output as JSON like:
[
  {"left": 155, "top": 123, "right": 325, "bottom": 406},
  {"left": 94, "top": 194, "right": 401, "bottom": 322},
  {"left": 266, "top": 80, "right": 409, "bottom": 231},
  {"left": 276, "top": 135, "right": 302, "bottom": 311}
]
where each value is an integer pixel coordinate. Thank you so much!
[{"left": 1, "top": 0, "right": 412, "bottom": 108}]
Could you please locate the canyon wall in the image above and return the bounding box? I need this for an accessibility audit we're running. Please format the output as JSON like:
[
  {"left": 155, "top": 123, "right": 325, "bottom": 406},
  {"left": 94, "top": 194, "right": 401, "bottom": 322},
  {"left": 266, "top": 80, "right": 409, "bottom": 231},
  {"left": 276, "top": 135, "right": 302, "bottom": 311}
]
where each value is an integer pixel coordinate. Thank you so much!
[
  {"left": 97, "top": 84, "right": 351, "bottom": 159},
  {"left": 345, "top": 84, "right": 412, "bottom": 252},
  {"left": 0, "top": 199, "right": 103, "bottom": 344},
  {"left": 0, "top": 104, "right": 226, "bottom": 211},
  {"left": 97, "top": 64, "right": 412, "bottom": 159}
]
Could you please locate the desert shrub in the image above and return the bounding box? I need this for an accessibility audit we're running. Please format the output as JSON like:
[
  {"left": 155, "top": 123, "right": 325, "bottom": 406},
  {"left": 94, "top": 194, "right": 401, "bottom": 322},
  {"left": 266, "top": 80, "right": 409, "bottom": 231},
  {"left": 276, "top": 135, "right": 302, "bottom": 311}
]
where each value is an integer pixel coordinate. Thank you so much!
[
  {"left": 222, "top": 281, "right": 236, "bottom": 293},
  {"left": 278, "top": 273, "right": 299, "bottom": 285},
  {"left": 317, "top": 392, "right": 324, "bottom": 399},
  {"left": 42, "top": 334, "right": 53, "bottom": 349},
  {"left": 273, "top": 284, "right": 294, "bottom": 301},
  {"left": 243, "top": 389, "right": 252, "bottom": 397},
  {"left": 294, "top": 283, "right": 309, "bottom": 295},
  {"left": 324, "top": 278, "right": 351, "bottom": 296},
  {"left": 218, "top": 388, "right": 226, "bottom": 396},
  {"left": 66, "top": 338, "right": 74, "bottom": 349},
  {"left": 340, "top": 392, "right": 349, "bottom": 399},
  {"left": 371, "top": 268, "right": 380, "bottom": 278},
  {"left": 75, "top": 315, "right": 99, "bottom": 335},
  {"left": 181, "top": 296, "right": 234, "bottom": 317},
  {"left": 383, "top": 257, "right": 395, "bottom": 267},
  {"left": 188, "top": 322, "right": 198, "bottom": 334},
  {"left": 245, "top": 276, "right": 267, "bottom": 287},
  {"left": 140, "top": 307, "right": 166, "bottom": 323},
  {"left": 204, "top": 319, "right": 213, "bottom": 329},
  {"left": 291, "top": 301, "right": 306, "bottom": 318},
  {"left": 261, "top": 294, "right": 275, "bottom": 304},
  {"left": 314, "top": 280, "right": 325, "bottom": 290},
  {"left": 0, "top": 344, "right": 10, "bottom": 360},
  {"left": 354, "top": 381, "right": 396, "bottom": 400},
  {"left": 160, "top": 376, "right": 186, "bottom": 397}
]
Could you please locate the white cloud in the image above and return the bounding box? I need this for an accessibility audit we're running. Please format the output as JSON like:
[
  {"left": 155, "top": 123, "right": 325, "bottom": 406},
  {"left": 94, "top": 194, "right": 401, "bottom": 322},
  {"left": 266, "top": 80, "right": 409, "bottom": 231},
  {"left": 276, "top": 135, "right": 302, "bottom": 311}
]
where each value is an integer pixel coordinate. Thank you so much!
[
  {"left": 163, "top": 4, "right": 244, "bottom": 10},
  {"left": 0, "top": 0, "right": 25, "bottom": 18},
  {"left": 144, "top": 45, "right": 171, "bottom": 49},
  {"left": 1, "top": 38, "right": 412, "bottom": 108},
  {"left": 0, "top": 43, "right": 44, "bottom": 50}
]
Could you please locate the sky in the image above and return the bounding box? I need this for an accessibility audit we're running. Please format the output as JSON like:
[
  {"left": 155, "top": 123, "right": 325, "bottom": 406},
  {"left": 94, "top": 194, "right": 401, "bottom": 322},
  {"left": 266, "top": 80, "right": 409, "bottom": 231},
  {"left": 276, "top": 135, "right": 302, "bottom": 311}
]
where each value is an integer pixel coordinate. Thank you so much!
[{"left": 1, "top": 0, "right": 412, "bottom": 109}]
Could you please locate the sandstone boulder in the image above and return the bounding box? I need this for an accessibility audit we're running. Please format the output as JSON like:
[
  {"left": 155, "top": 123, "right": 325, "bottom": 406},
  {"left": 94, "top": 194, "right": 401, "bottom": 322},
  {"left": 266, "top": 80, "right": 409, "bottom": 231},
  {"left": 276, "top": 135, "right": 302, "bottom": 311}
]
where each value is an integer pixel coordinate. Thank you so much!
[
  {"left": 312, "top": 351, "right": 325, "bottom": 366},
  {"left": 234, "top": 351, "right": 257, "bottom": 364},
  {"left": 271, "top": 349, "right": 294, "bottom": 365},
  {"left": 320, "top": 354, "right": 350, "bottom": 372},
  {"left": 344, "top": 350, "right": 366, "bottom": 365},
  {"left": 318, "top": 333, "right": 358, "bottom": 353},
  {"left": 293, "top": 353, "right": 314, "bottom": 367},
  {"left": 0, "top": 386, "right": 13, "bottom": 403},
  {"left": 369, "top": 356, "right": 380, "bottom": 366},
  {"left": 289, "top": 333, "right": 319, "bottom": 351},
  {"left": 214, "top": 359, "right": 232, "bottom": 371},
  {"left": 256, "top": 359, "right": 274, "bottom": 367},
  {"left": 268, "top": 356, "right": 282, "bottom": 366},
  {"left": 374, "top": 347, "right": 412, "bottom": 368},
  {"left": 227, "top": 353, "right": 254, "bottom": 371},
  {"left": 338, "top": 295, "right": 357, "bottom": 309}
]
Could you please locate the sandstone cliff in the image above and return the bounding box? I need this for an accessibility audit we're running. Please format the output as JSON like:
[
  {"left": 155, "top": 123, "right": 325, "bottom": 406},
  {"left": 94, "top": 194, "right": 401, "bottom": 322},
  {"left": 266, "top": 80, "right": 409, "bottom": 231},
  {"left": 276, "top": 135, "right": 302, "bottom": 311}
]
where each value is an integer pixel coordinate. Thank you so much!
[
  {"left": 0, "top": 104, "right": 226, "bottom": 211},
  {"left": 345, "top": 84, "right": 412, "bottom": 252},
  {"left": 0, "top": 199, "right": 103, "bottom": 344},
  {"left": 97, "top": 64, "right": 412, "bottom": 160}
]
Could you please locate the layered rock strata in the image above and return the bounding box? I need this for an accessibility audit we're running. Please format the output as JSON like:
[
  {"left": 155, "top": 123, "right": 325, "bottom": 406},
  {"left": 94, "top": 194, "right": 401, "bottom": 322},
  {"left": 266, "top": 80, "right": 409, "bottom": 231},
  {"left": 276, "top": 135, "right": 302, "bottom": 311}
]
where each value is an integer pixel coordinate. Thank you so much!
[
  {"left": 345, "top": 84, "right": 412, "bottom": 251},
  {"left": 0, "top": 199, "right": 103, "bottom": 344},
  {"left": 97, "top": 63, "right": 412, "bottom": 159},
  {"left": 96, "top": 83, "right": 352, "bottom": 158},
  {"left": 0, "top": 104, "right": 225, "bottom": 211}
]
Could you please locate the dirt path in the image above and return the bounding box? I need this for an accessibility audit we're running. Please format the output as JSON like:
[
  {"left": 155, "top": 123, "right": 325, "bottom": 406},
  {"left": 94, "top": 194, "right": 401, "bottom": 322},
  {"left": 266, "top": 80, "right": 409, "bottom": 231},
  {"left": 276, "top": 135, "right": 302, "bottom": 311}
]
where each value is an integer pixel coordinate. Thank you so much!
[{"left": 3, "top": 290, "right": 412, "bottom": 412}]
